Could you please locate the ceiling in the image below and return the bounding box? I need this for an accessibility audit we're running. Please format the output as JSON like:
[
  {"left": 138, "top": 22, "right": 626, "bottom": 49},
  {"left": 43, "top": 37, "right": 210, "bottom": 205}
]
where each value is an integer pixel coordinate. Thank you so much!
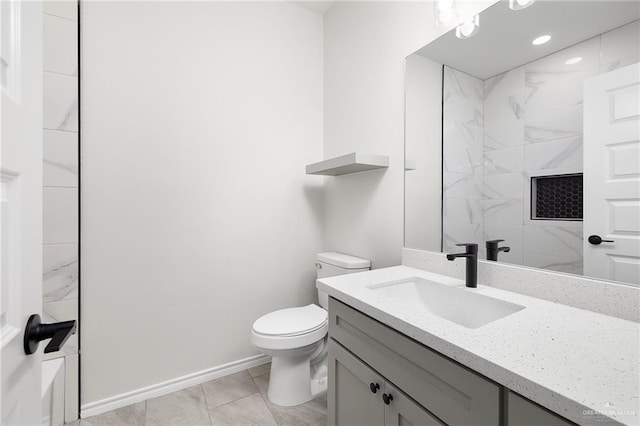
[
  {"left": 415, "top": 0, "right": 640, "bottom": 79},
  {"left": 292, "top": 1, "right": 335, "bottom": 15}
]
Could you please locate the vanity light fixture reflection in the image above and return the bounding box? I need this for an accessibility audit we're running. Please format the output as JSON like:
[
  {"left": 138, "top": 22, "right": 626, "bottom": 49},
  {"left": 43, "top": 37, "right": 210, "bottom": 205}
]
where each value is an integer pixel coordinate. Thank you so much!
[
  {"left": 456, "top": 15, "right": 480, "bottom": 39},
  {"left": 509, "top": 0, "right": 535, "bottom": 11},
  {"left": 436, "top": 0, "right": 457, "bottom": 26},
  {"left": 532, "top": 34, "right": 551, "bottom": 45},
  {"left": 565, "top": 56, "right": 583, "bottom": 65}
]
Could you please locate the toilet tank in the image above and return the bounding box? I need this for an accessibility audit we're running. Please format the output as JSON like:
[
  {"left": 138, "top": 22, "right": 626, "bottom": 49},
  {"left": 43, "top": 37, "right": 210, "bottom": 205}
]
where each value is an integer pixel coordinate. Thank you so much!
[{"left": 316, "top": 252, "right": 370, "bottom": 309}]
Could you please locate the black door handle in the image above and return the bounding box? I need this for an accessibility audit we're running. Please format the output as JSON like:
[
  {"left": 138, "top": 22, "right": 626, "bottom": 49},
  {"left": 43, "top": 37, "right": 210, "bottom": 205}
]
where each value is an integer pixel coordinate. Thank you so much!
[
  {"left": 382, "top": 393, "right": 393, "bottom": 405},
  {"left": 24, "top": 314, "right": 76, "bottom": 355},
  {"left": 369, "top": 383, "right": 380, "bottom": 393},
  {"left": 588, "top": 235, "right": 615, "bottom": 245}
]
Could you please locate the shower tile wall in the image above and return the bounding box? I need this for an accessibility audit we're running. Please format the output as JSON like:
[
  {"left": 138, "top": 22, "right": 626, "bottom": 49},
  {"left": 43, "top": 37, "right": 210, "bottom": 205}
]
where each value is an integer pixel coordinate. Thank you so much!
[
  {"left": 442, "top": 68, "right": 484, "bottom": 256},
  {"left": 42, "top": 2, "right": 79, "bottom": 422},
  {"left": 443, "top": 20, "right": 639, "bottom": 273}
]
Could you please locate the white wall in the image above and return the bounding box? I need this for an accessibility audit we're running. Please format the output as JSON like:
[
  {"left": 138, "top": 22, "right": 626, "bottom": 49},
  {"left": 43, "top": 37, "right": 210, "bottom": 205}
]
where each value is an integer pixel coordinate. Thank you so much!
[
  {"left": 404, "top": 55, "right": 442, "bottom": 252},
  {"left": 81, "top": 1, "right": 323, "bottom": 406},
  {"left": 322, "top": 1, "right": 496, "bottom": 269}
]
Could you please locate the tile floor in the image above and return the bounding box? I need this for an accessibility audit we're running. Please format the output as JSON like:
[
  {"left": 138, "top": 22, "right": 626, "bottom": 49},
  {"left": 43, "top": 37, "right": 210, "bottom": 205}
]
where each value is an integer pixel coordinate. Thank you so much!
[{"left": 70, "top": 363, "right": 327, "bottom": 426}]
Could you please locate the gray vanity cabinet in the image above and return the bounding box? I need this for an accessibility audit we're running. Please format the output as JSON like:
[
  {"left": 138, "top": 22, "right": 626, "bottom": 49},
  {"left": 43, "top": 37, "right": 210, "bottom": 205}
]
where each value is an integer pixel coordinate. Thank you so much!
[
  {"left": 327, "top": 297, "right": 578, "bottom": 426},
  {"left": 328, "top": 338, "right": 442, "bottom": 426},
  {"left": 507, "top": 392, "right": 575, "bottom": 426},
  {"left": 328, "top": 338, "right": 384, "bottom": 426},
  {"left": 328, "top": 298, "right": 501, "bottom": 425}
]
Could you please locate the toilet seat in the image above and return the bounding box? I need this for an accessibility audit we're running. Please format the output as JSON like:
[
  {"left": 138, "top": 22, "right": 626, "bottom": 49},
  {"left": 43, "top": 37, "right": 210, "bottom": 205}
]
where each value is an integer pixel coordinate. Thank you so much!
[
  {"left": 251, "top": 304, "right": 328, "bottom": 350},
  {"left": 253, "top": 304, "right": 327, "bottom": 336}
]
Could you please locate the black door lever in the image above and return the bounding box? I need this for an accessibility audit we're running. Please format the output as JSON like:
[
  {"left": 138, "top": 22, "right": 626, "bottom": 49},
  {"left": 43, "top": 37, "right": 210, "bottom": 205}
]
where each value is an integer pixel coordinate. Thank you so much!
[
  {"left": 23, "top": 314, "right": 76, "bottom": 355},
  {"left": 588, "top": 235, "right": 615, "bottom": 245}
]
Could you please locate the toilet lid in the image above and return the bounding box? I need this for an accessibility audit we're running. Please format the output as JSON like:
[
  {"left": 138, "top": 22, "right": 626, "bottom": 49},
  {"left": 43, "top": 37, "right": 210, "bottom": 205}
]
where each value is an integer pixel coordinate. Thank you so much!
[{"left": 253, "top": 304, "right": 328, "bottom": 337}]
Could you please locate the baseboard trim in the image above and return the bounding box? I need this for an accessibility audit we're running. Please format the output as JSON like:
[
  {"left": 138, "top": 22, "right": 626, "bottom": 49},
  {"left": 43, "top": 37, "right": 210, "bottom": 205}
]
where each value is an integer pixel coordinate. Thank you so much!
[{"left": 80, "top": 354, "right": 271, "bottom": 418}]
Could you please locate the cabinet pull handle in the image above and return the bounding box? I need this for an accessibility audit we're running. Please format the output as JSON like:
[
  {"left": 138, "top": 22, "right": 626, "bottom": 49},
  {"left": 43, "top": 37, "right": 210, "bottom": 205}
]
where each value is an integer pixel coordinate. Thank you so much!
[
  {"left": 382, "top": 393, "right": 393, "bottom": 405},
  {"left": 369, "top": 383, "right": 380, "bottom": 393}
]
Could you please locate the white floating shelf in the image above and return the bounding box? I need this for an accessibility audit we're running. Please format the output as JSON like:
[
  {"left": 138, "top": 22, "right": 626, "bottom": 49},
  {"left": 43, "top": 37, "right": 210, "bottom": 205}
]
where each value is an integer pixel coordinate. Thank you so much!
[{"left": 305, "top": 153, "right": 389, "bottom": 176}]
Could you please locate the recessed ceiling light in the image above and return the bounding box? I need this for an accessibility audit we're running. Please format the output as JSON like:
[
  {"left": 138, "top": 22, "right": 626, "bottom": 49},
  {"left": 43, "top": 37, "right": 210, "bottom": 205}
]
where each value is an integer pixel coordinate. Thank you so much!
[
  {"left": 565, "top": 57, "right": 583, "bottom": 65},
  {"left": 532, "top": 35, "right": 551, "bottom": 46}
]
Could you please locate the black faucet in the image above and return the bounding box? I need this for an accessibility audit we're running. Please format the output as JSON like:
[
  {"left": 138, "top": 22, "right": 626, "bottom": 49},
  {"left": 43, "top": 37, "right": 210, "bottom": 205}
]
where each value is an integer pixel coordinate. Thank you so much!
[
  {"left": 486, "top": 239, "right": 510, "bottom": 261},
  {"left": 446, "top": 243, "right": 478, "bottom": 288}
]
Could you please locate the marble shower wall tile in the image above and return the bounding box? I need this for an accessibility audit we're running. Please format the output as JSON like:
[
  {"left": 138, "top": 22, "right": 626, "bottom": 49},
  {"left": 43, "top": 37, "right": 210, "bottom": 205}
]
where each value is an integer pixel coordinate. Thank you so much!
[
  {"left": 444, "top": 67, "right": 483, "bottom": 126},
  {"left": 444, "top": 172, "right": 482, "bottom": 199},
  {"left": 524, "top": 73, "right": 595, "bottom": 113},
  {"left": 524, "top": 104, "right": 582, "bottom": 144},
  {"left": 444, "top": 145, "right": 472, "bottom": 174},
  {"left": 43, "top": 187, "right": 78, "bottom": 244},
  {"left": 484, "top": 67, "right": 525, "bottom": 152},
  {"left": 523, "top": 252, "right": 583, "bottom": 276},
  {"left": 44, "top": 13, "right": 78, "bottom": 76},
  {"left": 524, "top": 224, "right": 583, "bottom": 259},
  {"left": 483, "top": 173, "right": 525, "bottom": 199},
  {"left": 524, "top": 223, "right": 584, "bottom": 276},
  {"left": 42, "top": 3, "right": 79, "bottom": 421},
  {"left": 524, "top": 38, "right": 599, "bottom": 115},
  {"left": 444, "top": 144, "right": 480, "bottom": 175},
  {"left": 443, "top": 66, "right": 484, "bottom": 242},
  {"left": 44, "top": 129, "right": 78, "bottom": 187},
  {"left": 443, "top": 198, "right": 483, "bottom": 225},
  {"left": 484, "top": 116, "right": 524, "bottom": 151},
  {"left": 600, "top": 20, "right": 640, "bottom": 72},
  {"left": 444, "top": 119, "right": 483, "bottom": 153},
  {"left": 42, "top": 298, "right": 78, "bottom": 358},
  {"left": 483, "top": 66, "right": 524, "bottom": 106},
  {"left": 44, "top": 72, "right": 78, "bottom": 132},
  {"left": 483, "top": 146, "right": 523, "bottom": 175},
  {"left": 483, "top": 199, "right": 523, "bottom": 225},
  {"left": 524, "top": 136, "right": 583, "bottom": 172},
  {"left": 43, "top": 243, "right": 78, "bottom": 302}
]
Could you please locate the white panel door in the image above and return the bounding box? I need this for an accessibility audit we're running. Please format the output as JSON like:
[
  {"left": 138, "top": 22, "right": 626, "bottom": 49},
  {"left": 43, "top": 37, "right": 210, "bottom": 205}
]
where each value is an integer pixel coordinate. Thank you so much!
[
  {"left": 1, "top": 1, "right": 43, "bottom": 424},
  {"left": 584, "top": 63, "right": 640, "bottom": 286}
]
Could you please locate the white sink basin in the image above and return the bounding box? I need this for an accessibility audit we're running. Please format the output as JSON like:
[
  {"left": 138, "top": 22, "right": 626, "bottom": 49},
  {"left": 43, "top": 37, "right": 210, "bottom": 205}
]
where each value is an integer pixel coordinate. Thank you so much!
[{"left": 367, "top": 277, "right": 524, "bottom": 329}]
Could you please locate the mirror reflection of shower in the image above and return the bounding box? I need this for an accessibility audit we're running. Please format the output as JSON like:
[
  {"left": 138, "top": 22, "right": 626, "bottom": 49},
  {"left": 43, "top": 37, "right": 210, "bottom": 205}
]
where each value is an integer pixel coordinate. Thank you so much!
[{"left": 404, "top": 0, "right": 640, "bottom": 285}]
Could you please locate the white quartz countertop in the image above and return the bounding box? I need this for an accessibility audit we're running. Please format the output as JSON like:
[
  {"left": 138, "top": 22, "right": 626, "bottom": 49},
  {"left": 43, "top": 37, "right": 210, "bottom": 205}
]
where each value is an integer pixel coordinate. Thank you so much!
[{"left": 317, "top": 265, "right": 640, "bottom": 426}]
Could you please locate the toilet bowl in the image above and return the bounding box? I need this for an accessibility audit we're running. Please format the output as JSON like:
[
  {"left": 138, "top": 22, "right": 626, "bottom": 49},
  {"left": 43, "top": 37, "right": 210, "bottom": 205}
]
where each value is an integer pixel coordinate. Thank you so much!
[
  {"left": 250, "top": 252, "right": 370, "bottom": 407},
  {"left": 251, "top": 304, "right": 328, "bottom": 406}
]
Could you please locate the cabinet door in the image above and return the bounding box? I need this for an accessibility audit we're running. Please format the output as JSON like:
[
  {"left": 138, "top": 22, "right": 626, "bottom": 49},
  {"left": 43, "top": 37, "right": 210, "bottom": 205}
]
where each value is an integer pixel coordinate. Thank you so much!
[
  {"left": 328, "top": 339, "right": 385, "bottom": 426},
  {"left": 384, "top": 382, "right": 445, "bottom": 426},
  {"left": 508, "top": 392, "right": 576, "bottom": 426}
]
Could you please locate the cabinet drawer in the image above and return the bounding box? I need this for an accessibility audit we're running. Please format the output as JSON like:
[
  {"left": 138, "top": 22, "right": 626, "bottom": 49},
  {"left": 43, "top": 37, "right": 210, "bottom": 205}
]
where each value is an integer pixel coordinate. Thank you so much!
[{"left": 329, "top": 297, "right": 500, "bottom": 426}]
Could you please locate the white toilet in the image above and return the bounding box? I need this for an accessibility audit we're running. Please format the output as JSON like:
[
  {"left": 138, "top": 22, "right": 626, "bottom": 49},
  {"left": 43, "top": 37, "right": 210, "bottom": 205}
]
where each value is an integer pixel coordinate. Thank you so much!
[{"left": 250, "top": 252, "right": 370, "bottom": 406}]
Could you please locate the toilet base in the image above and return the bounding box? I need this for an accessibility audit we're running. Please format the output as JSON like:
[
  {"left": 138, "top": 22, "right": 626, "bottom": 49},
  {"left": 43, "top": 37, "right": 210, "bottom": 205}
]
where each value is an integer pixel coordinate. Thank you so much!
[{"left": 265, "top": 340, "right": 327, "bottom": 407}]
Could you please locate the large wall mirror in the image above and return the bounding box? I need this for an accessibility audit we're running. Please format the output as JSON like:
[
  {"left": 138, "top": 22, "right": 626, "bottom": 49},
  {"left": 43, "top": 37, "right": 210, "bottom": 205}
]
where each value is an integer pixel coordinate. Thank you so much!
[{"left": 404, "top": 0, "right": 640, "bottom": 286}]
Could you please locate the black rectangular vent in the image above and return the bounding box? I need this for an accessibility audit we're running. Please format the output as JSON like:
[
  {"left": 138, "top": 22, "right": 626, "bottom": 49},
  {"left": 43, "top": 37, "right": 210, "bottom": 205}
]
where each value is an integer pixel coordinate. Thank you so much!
[{"left": 531, "top": 173, "right": 583, "bottom": 221}]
